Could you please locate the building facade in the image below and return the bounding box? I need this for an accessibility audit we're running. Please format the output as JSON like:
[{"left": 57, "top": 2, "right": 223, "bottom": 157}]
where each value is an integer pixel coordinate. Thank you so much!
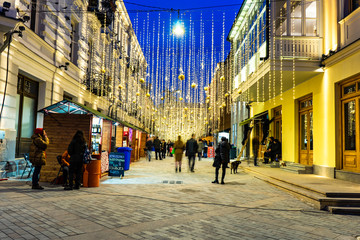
[
  {"left": 228, "top": 0, "right": 360, "bottom": 183},
  {"left": 0, "top": 0, "right": 153, "bottom": 171}
]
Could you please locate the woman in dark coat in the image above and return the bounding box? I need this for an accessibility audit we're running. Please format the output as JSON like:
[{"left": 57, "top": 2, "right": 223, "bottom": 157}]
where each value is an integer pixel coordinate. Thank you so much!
[
  {"left": 65, "top": 130, "right": 86, "bottom": 190},
  {"left": 212, "top": 137, "right": 230, "bottom": 184},
  {"left": 29, "top": 128, "right": 49, "bottom": 190}
]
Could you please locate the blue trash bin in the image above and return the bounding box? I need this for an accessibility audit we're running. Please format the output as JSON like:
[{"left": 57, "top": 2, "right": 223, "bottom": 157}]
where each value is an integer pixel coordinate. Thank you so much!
[{"left": 117, "top": 147, "right": 132, "bottom": 171}]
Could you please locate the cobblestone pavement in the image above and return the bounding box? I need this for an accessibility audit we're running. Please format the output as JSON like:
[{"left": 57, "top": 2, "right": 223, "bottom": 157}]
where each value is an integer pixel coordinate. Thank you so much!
[{"left": 1, "top": 156, "right": 360, "bottom": 240}]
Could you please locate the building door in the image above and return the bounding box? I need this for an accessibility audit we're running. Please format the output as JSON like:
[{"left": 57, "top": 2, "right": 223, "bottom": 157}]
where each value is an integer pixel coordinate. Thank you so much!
[
  {"left": 299, "top": 95, "right": 313, "bottom": 165},
  {"left": 273, "top": 106, "right": 282, "bottom": 142},
  {"left": 341, "top": 80, "right": 360, "bottom": 173},
  {"left": 15, "top": 75, "right": 39, "bottom": 157},
  {"left": 254, "top": 120, "right": 265, "bottom": 160}
]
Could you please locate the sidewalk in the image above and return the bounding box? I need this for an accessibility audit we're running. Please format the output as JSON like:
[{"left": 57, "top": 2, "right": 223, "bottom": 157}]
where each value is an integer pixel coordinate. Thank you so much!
[
  {"left": 1, "top": 156, "right": 360, "bottom": 239},
  {"left": 239, "top": 161, "right": 360, "bottom": 213},
  {"left": 241, "top": 164, "right": 360, "bottom": 194}
]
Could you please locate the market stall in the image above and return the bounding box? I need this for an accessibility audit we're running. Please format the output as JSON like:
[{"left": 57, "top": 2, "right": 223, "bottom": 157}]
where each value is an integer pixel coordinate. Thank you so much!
[
  {"left": 38, "top": 99, "right": 148, "bottom": 182},
  {"left": 38, "top": 100, "right": 115, "bottom": 182}
]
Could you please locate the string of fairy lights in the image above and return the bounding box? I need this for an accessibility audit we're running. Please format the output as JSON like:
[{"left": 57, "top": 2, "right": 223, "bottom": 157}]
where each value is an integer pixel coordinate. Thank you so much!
[{"left": 18, "top": 0, "right": 317, "bottom": 140}]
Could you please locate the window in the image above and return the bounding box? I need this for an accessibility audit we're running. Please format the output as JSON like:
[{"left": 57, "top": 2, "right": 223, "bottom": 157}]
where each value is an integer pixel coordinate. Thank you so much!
[
  {"left": 276, "top": 0, "right": 318, "bottom": 36},
  {"left": 70, "top": 22, "right": 79, "bottom": 65},
  {"left": 344, "top": 0, "right": 360, "bottom": 18},
  {"left": 15, "top": 75, "right": 39, "bottom": 157}
]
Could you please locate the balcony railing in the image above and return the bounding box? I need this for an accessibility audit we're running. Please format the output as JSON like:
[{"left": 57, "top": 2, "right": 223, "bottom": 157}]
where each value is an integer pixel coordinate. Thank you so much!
[{"left": 274, "top": 37, "right": 322, "bottom": 60}]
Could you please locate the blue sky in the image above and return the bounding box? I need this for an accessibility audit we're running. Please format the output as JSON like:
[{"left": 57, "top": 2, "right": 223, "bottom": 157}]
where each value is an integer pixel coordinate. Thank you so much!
[{"left": 124, "top": 1, "right": 244, "bottom": 103}]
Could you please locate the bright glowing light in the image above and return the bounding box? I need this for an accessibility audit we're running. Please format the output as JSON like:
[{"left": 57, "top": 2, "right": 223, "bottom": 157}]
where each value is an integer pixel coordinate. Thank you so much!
[{"left": 173, "top": 21, "right": 185, "bottom": 36}]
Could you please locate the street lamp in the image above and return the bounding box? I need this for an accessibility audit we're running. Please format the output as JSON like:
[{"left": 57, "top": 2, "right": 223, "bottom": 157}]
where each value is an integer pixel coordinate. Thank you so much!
[{"left": 173, "top": 21, "right": 185, "bottom": 37}]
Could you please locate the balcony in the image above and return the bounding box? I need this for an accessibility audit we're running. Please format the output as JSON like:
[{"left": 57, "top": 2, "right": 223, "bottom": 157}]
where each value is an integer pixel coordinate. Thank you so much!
[
  {"left": 274, "top": 36, "right": 322, "bottom": 60},
  {"left": 339, "top": 7, "right": 360, "bottom": 49}
]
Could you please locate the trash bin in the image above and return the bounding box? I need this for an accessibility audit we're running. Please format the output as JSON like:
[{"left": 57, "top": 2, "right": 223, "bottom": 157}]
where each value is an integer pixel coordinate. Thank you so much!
[
  {"left": 230, "top": 147, "right": 237, "bottom": 159},
  {"left": 117, "top": 147, "right": 132, "bottom": 170},
  {"left": 87, "top": 159, "right": 101, "bottom": 187}
]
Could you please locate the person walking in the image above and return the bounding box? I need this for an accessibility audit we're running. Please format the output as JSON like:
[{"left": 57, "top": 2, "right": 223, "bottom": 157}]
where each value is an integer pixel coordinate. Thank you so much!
[
  {"left": 145, "top": 137, "right": 153, "bottom": 162},
  {"left": 153, "top": 136, "right": 162, "bottom": 160},
  {"left": 197, "top": 139, "right": 204, "bottom": 161},
  {"left": 29, "top": 128, "right": 49, "bottom": 190},
  {"left": 161, "top": 139, "right": 167, "bottom": 159},
  {"left": 173, "top": 136, "right": 185, "bottom": 173},
  {"left": 203, "top": 140, "right": 208, "bottom": 158},
  {"left": 166, "top": 140, "right": 171, "bottom": 156},
  {"left": 65, "top": 130, "right": 87, "bottom": 190},
  {"left": 212, "top": 137, "right": 230, "bottom": 184},
  {"left": 186, "top": 134, "right": 198, "bottom": 172},
  {"left": 252, "top": 136, "right": 260, "bottom": 166}
]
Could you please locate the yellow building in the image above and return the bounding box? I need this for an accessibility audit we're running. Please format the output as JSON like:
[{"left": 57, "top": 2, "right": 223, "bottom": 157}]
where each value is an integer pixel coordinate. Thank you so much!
[{"left": 229, "top": 0, "right": 360, "bottom": 183}]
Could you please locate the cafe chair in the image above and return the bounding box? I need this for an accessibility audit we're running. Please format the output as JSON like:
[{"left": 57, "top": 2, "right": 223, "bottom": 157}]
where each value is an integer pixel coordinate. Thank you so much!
[
  {"left": 51, "top": 155, "right": 64, "bottom": 185},
  {"left": 21, "top": 153, "right": 34, "bottom": 179}
]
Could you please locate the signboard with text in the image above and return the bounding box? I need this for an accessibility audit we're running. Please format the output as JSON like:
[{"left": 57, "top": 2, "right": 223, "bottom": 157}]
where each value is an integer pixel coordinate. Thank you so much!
[{"left": 109, "top": 152, "right": 125, "bottom": 178}]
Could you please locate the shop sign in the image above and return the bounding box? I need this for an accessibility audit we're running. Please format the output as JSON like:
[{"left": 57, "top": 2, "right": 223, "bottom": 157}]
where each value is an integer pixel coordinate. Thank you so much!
[{"left": 109, "top": 152, "right": 125, "bottom": 178}]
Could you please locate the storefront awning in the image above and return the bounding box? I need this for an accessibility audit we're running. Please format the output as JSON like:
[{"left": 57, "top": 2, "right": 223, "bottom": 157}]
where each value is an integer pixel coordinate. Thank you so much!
[
  {"left": 38, "top": 99, "right": 148, "bottom": 133},
  {"left": 239, "top": 111, "right": 268, "bottom": 126},
  {"left": 38, "top": 99, "right": 116, "bottom": 122}
]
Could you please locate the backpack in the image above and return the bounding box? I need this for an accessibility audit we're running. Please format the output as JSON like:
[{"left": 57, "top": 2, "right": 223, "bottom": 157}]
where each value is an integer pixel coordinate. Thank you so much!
[{"left": 83, "top": 143, "right": 91, "bottom": 164}]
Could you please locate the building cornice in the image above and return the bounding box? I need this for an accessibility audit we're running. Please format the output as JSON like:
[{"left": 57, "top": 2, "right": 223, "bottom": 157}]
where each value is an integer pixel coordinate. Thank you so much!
[{"left": 323, "top": 39, "right": 360, "bottom": 68}]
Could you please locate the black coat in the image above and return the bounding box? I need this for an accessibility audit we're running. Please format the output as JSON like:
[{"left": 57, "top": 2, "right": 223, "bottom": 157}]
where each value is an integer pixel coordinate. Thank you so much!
[
  {"left": 220, "top": 140, "right": 230, "bottom": 164},
  {"left": 186, "top": 138, "right": 198, "bottom": 156},
  {"left": 68, "top": 139, "right": 85, "bottom": 163},
  {"left": 146, "top": 140, "right": 153, "bottom": 150},
  {"left": 153, "top": 138, "right": 161, "bottom": 150}
]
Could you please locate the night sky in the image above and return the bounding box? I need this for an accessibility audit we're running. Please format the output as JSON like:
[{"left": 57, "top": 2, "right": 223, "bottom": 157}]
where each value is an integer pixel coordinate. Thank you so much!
[{"left": 123, "top": 0, "right": 244, "bottom": 103}]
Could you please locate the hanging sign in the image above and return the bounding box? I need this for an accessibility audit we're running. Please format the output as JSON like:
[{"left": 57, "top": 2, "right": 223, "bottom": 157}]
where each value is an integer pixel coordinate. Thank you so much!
[{"left": 108, "top": 152, "right": 125, "bottom": 178}]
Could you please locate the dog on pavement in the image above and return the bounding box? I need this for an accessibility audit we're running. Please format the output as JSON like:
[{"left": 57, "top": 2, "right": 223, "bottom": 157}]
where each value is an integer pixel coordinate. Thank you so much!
[{"left": 231, "top": 160, "right": 241, "bottom": 174}]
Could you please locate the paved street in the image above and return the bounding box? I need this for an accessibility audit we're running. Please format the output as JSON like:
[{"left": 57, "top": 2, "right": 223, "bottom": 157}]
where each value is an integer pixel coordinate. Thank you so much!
[{"left": 1, "top": 156, "right": 360, "bottom": 240}]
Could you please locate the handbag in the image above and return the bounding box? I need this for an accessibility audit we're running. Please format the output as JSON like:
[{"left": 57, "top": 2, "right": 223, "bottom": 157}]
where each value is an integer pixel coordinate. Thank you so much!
[
  {"left": 212, "top": 155, "right": 221, "bottom": 168},
  {"left": 171, "top": 147, "right": 175, "bottom": 155}
]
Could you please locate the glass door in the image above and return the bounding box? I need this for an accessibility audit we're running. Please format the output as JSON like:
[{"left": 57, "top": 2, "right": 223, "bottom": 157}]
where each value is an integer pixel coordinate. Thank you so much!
[
  {"left": 342, "top": 98, "right": 358, "bottom": 171},
  {"left": 340, "top": 80, "right": 360, "bottom": 173},
  {"left": 299, "top": 96, "right": 313, "bottom": 165}
]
